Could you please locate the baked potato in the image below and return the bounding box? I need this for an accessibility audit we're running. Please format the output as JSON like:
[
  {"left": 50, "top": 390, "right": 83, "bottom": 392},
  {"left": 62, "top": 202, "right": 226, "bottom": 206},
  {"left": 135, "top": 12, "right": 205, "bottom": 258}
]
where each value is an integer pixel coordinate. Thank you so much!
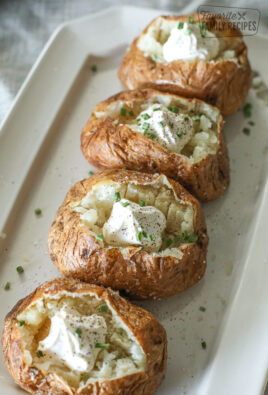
[
  {"left": 2, "top": 277, "right": 167, "bottom": 394},
  {"left": 48, "top": 170, "right": 208, "bottom": 299},
  {"left": 118, "top": 14, "right": 252, "bottom": 116},
  {"left": 81, "top": 89, "right": 229, "bottom": 201}
]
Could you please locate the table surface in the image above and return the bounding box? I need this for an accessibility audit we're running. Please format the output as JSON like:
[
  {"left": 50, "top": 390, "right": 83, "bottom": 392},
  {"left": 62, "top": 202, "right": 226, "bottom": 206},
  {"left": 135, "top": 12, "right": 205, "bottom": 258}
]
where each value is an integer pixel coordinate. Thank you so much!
[{"left": 0, "top": 0, "right": 267, "bottom": 394}]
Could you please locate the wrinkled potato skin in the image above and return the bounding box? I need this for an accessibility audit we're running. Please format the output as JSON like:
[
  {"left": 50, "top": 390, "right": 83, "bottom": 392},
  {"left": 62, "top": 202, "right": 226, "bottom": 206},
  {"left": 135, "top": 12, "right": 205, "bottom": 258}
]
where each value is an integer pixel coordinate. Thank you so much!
[
  {"left": 48, "top": 170, "right": 208, "bottom": 299},
  {"left": 81, "top": 89, "right": 229, "bottom": 201},
  {"left": 2, "top": 278, "right": 167, "bottom": 394},
  {"left": 118, "top": 14, "right": 252, "bottom": 116}
]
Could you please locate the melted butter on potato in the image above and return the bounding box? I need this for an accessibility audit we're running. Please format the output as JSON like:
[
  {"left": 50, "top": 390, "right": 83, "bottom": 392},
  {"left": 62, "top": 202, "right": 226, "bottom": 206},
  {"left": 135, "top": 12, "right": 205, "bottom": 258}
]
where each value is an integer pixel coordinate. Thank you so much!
[
  {"left": 103, "top": 199, "right": 166, "bottom": 252},
  {"left": 129, "top": 104, "right": 194, "bottom": 153}
]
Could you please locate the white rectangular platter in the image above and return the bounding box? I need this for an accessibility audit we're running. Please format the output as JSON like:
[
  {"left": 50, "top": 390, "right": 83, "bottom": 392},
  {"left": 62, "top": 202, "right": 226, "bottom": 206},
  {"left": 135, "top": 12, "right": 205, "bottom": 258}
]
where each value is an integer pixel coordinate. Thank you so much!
[{"left": 0, "top": 5, "right": 268, "bottom": 395}]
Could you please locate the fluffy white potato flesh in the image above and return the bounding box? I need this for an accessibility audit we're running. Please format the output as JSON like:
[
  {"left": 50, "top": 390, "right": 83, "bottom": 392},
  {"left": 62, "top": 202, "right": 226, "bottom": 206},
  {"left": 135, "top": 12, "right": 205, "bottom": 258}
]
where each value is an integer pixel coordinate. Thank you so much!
[{"left": 17, "top": 292, "right": 146, "bottom": 389}]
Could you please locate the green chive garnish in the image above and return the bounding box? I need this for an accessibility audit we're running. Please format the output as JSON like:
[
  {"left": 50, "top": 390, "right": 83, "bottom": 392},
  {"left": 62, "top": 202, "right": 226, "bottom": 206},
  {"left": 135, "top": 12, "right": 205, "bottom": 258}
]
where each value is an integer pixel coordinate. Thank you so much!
[
  {"left": 166, "top": 238, "right": 173, "bottom": 247},
  {"left": 177, "top": 131, "right": 183, "bottom": 138},
  {"left": 153, "top": 107, "right": 161, "bottom": 111},
  {"left": 151, "top": 54, "right": 157, "bottom": 61},
  {"left": 243, "top": 103, "right": 252, "bottom": 118},
  {"left": 148, "top": 234, "right": 153, "bottom": 241},
  {"left": 199, "top": 306, "right": 206, "bottom": 312},
  {"left": 19, "top": 320, "right": 25, "bottom": 326},
  {"left": 192, "top": 115, "right": 201, "bottom": 122},
  {"left": 129, "top": 110, "right": 134, "bottom": 117},
  {"left": 184, "top": 114, "right": 189, "bottom": 120},
  {"left": 158, "top": 121, "right": 164, "bottom": 127},
  {"left": 88, "top": 171, "right": 94, "bottom": 176},
  {"left": 4, "top": 282, "right": 10, "bottom": 291},
  {"left": 34, "top": 208, "right": 42, "bottom": 216},
  {"left": 243, "top": 128, "right": 250, "bottom": 136},
  {"left": 248, "top": 120, "right": 255, "bottom": 126},
  {"left": 114, "top": 192, "right": 121, "bottom": 202},
  {"left": 136, "top": 231, "right": 142, "bottom": 242},
  {"left": 182, "top": 230, "right": 189, "bottom": 241},
  {"left": 188, "top": 234, "right": 198, "bottom": 243},
  {"left": 201, "top": 341, "right": 207, "bottom": 350},
  {"left": 188, "top": 15, "right": 194, "bottom": 24},
  {"left": 174, "top": 235, "right": 180, "bottom": 243},
  {"left": 178, "top": 21, "right": 184, "bottom": 29},
  {"left": 98, "top": 304, "right": 108, "bottom": 313},
  {"left": 122, "top": 201, "right": 130, "bottom": 207},
  {"left": 118, "top": 352, "right": 123, "bottom": 359},
  {"left": 81, "top": 374, "right": 89, "bottom": 380},
  {"left": 16, "top": 266, "right": 24, "bottom": 274},
  {"left": 142, "top": 122, "right": 150, "bottom": 134},
  {"left": 168, "top": 105, "right": 179, "bottom": 114},
  {"left": 139, "top": 200, "right": 146, "bottom": 207},
  {"left": 91, "top": 65, "right": 97, "bottom": 72},
  {"left": 95, "top": 343, "right": 110, "bottom": 349},
  {"left": 75, "top": 328, "right": 82, "bottom": 338},
  {"left": 96, "top": 235, "right": 103, "bottom": 242},
  {"left": 36, "top": 350, "right": 44, "bottom": 358},
  {"left": 119, "top": 328, "right": 124, "bottom": 336},
  {"left": 120, "top": 108, "right": 127, "bottom": 116},
  {"left": 141, "top": 113, "right": 150, "bottom": 120},
  {"left": 148, "top": 133, "right": 156, "bottom": 139}
]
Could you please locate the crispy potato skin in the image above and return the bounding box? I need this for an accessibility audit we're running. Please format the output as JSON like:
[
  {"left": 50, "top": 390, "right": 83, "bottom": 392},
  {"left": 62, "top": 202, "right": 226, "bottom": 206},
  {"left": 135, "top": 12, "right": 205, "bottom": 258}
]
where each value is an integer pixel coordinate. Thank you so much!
[
  {"left": 2, "top": 278, "right": 167, "bottom": 395},
  {"left": 118, "top": 14, "right": 252, "bottom": 116},
  {"left": 48, "top": 170, "right": 208, "bottom": 299},
  {"left": 81, "top": 89, "right": 229, "bottom": 202}
]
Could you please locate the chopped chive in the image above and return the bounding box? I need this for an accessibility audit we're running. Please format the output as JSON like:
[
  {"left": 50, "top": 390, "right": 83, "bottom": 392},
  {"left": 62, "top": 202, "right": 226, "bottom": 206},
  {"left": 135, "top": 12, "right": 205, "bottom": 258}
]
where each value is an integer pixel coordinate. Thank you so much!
[
  {"left": 98, "top": 304, "right": 108, "bottom": 313},
  {"left": 188, "top": 233, "right": 198, "bottom": 243},
  {"left": 148, "top": 132, "right": 156, "bottom": 139},
  {"left": 88, "top": 171, "right": 94, "bottom": 176},
  {"left": 4, "top": 282, "right": 10, "bottom": 291},
  {"left": 91, "top": 65, "right": 97, "bottom": 72},
  {"left": 248, "top": 120, "right": 255, "bottom": 126},
  {"left": 177, "top": 131, "right": 183, "bottom": 138},
  {"left": 122, "top": 167, "right": 127, "bottom": 170},
  {"left": 75, "top": 328, "right": 82, "bottom": 338},
  {"left": 174, "top": 235, "right": 180, "bottom": 243},
  {"left": 243, "top": 102, "right": 252, "bottom": 118},
  {"left": 166, "top": 238, "right": 173, "bottom": 247},
  {"left": 136, "top": 118, "right": 141, "bottom": 126},
  {"left": 151, "top": 54, "right": 158, "bottom": 61},
  {"left": 192, "top": 114, "right": 201, "bottom": 122},
  {"left": 119, "top": 328, "right": 124, "bottom": 336},
  {"left": 243, "top": 127, "right": 250, "bottom": 136},
  {"left": 185, "top": 27, "right": 191, "bottom": 35},
  {"left": 178, "top": 21, "right": 184, "bottom": 29},
  {"left": 19, "top": 320, "right": 25, "bottom": 326},
  {"left": 188, "top": 15, "right": 194, "bottom": 24},
  {"left": 153, "top": 107, "right": 161, "bottom": 111},
  {"left": 118, "top": 352, "right": 123, "bottom": 359},
  {"left": 199, "top": 306, "right": 206, "bottom": 312},
  {"left": 139, "top": 200, "right": 146, "bottom": 207},
  {"left": 141, "top": 113, "right": 150, "bottom": 120},
  {"left": 201, "top": 341, "right": 207, "bottom": 350},
  {"left": 168, "top": 105, "right": 179, "bottom": 114},
  {"left": 122, "top": 201, "right": 130, "bottom": 207},
  {"left": 16, "top": 266, "right": 24, "bottom": 274},
  {"left": 184, "top": 114, "right": 189, "bottom": 120},
  {"left": 34, "top": 208, "right": 42, "bottom": 216},
  {"left": 114, "top": 192, "right": 121, "bottom": 202},
  {"left": 95, "top": 342, "right": 110, "bottom": 349},
  {"left": 158, "top": 121, "right": 164, "bottom": 127},
  {"left": 182, "top": 230, "right": 189, "bottom": 241},
  {"left": 148, "top": 234, "right": 153, "bottom": 241},
  {"left": 142, "top": 122, "right": 150, "bottom": 134},
  {"left": 96, "top": 235, "right": 103, "bottom": 242},
  {"left": 136, "top": 231, "right": 142, "bottom": 242},
  {"left": 81, "top": 374, "right": 89, "bottom": 380},
  {"left": 129, "top": 110, "right": 134, "bottom": 117},
  {"left": 36, "top": 350, "right": 44, "bottom": 358},
  {"left": 142, "top": 231, "right": 148, "bottom": 238},
  {"left": 120, "top": 107, "right": 127, "bottom": 116}
]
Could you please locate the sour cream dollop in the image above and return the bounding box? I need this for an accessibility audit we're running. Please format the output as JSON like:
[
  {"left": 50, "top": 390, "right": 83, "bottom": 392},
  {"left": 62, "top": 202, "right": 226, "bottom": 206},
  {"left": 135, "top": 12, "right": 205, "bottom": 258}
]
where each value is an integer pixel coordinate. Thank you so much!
[
  {"left": 163, "top": 23, "right": 220, "bottom": 62},
  {"left": 103, "top": 199, "right": 166, "bottom": 252},
  {"left": 129, "top": 104, "right": 194, "bottom": 153},
  {"left": 38, "top": 307, "right": 107, "bottom": 372}
]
